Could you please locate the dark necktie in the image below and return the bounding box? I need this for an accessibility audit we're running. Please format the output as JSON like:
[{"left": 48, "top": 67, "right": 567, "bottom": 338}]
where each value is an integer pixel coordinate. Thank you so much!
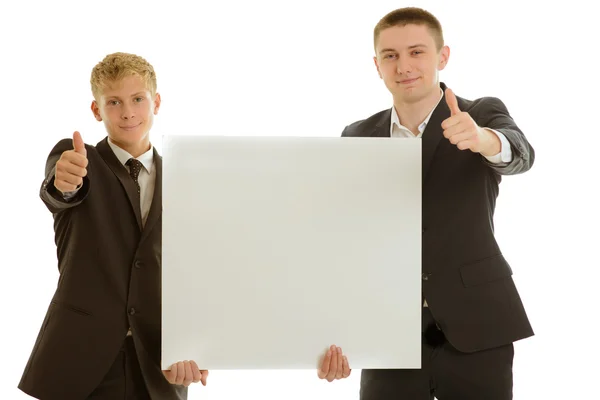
[{"left": 126, "top": 158, "right": 143, "bottom": 194}]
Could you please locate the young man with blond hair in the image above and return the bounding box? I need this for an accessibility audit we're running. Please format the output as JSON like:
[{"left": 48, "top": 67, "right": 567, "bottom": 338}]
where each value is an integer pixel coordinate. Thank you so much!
[
  {"left": 19, "top": 52, "right": 206, "bottom": 400},
  {"left": 323, "top": 7, "right": 535, "bottom": 400},
  {"left": 18, "top": 51, "right": 351, "bottom": 399}
]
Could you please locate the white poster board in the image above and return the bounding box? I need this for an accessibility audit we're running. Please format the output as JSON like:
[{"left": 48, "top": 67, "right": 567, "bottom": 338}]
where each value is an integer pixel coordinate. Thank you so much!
[{"left": 161, "top": 135, "right": 422, "bottom": 370}]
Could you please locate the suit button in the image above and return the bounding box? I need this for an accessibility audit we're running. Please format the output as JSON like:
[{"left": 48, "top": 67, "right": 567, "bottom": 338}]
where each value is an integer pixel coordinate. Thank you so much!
[
  {"left": 134, "top": 261, "right": 141, "bottom": 269},
  {"left": 422, "top": 227, "right": 427, "bottom": 234},
  {"left": 129, "top": 308, "right": 136, "bottom": 315},
  {"left": 422, "top": 272, "right": 431, "bottom": 281}
]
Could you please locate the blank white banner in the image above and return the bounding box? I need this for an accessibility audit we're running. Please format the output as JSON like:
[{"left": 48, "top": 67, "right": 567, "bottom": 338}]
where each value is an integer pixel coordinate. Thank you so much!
[{"left": 161, "top": 135, "right": 422, "bottom": 370}]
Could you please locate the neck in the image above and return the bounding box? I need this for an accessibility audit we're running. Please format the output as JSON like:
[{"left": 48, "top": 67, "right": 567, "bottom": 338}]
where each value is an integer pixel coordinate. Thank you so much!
[
  {"left": 130, "top": 145, "right": 151, "bottom": 159},
  {"left": 393, "top": 86, "right": 441, "bottom": 135},
  {"left": 109, "top": 137, "right": 151, "bottom": 158}
]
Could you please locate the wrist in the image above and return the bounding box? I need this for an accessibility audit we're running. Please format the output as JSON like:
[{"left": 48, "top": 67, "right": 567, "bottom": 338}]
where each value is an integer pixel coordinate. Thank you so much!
[{"left": 479, "top": 128, "right": 501, "bottom": 156}]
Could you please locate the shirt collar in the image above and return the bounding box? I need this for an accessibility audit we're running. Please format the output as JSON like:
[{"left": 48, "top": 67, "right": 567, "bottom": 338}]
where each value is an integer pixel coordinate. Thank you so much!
[
  {"left": 107, "top": 138, "right": 154, "bottom": 173},
  {"left": 390, "top": 88, "right": 444, "bottom": 136}
]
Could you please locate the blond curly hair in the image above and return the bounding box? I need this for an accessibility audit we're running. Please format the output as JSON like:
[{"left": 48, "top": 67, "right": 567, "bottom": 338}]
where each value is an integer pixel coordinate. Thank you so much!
[{"left": 90, "top": 52, "right": 157, "bottom": 99}]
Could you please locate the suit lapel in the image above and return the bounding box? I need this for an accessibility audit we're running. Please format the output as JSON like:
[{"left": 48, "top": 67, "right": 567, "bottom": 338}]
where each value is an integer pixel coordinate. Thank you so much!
[
  {"left": 369, "top": 109, "right": 392, "bottom": 138},
  {"left": 139, "top": 148, "right": 162, "bottom": 244},
  {"left": 421, "top": 82, "right": 451, "bottom": 182},
  {"left": 96, "top": 138, "right": 143, "bottom": 231},
  {"left": 367, "top": 83, "right": 452, "bottom": 183}
]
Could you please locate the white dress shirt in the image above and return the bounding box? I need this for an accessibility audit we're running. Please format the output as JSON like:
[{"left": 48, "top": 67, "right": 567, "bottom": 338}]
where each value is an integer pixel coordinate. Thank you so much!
[{"left": 106, "top": 140, "right": 156, "bottom": 227}]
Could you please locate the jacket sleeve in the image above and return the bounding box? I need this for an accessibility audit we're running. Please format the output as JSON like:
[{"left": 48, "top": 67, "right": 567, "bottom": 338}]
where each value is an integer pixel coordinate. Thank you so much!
[{"left": 477, "top": 97, "right": 535, "bottom": 175}]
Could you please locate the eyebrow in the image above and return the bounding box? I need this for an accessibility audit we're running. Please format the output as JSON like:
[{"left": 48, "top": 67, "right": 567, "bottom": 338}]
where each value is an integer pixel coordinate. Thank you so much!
[
  {"left": 379, "top": 44, "right": 428, "bottom": 54},
  {"left": 105, "top": 92, "right": 147, "bottom": 100}
]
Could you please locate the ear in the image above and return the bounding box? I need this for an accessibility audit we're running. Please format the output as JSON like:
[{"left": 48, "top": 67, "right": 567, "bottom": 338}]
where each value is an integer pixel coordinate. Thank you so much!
[
  {"left": 373, "top": 56, "right": 383, "bottom": 79},
  {"left": 91, "top": 100, "right": 102, "bottom": 121},
  {"left": 152, "top": 93, "right": 162, "bottom": 115},
  {"left": 438, "top": 45, "right": 450, "bottom": 71}
]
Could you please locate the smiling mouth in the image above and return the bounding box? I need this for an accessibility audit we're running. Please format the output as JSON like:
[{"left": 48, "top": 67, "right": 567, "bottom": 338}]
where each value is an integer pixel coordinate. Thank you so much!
[
  {"left": 120, "top": 123, "right": 141, "bottom": 130},
  {"left": 397, "top": 77, "right": 420, "bottom": 84}
]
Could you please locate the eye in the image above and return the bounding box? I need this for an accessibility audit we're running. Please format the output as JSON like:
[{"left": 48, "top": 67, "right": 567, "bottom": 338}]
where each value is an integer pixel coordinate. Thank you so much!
[
  {"left": 134, "top": 97, "right": 144, "bottom": 102},
  {"left": 412, "top": 51, "right": 423, "bottom": 55},
  {"left": 109, "top": 100, "right": 120, "bottom": 106}
]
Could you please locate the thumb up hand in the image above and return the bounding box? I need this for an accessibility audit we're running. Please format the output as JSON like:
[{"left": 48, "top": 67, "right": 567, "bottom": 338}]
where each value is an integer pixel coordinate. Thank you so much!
[{"left": 54, "top": 131, "right": 89, "bottom": 194}]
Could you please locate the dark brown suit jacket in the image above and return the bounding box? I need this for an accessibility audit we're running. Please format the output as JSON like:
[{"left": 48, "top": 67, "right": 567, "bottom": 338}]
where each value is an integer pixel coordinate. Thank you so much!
[
  {"left": 18, "top": 137, "right": 187, "bottom": 400},
  {"left": 342, "top": 82, "right": 535, "bottom": 353}
]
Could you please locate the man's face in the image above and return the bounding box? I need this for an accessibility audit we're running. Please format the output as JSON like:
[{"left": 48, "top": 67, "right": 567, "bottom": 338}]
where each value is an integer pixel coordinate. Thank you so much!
[
  {"left": 92, "top": 74, "right": 161, "bottom": 155},
  {"left": 374, "top": 24, "right": 449, "bottom": 105}
]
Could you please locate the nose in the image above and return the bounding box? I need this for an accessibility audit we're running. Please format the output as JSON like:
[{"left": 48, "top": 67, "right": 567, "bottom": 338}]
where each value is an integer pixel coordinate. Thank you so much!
[
  {"left": 396, "top": 56, "right": 412, "bottom": 75},
  {"left": 121, "top": 103, "right": 135, "bottom": 120}
]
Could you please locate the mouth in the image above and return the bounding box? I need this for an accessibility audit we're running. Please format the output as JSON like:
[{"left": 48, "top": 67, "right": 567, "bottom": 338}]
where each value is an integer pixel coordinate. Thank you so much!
[
  {"left": 397, "top": 77, "right": 420, "bottom": 85},
  {"left": 119, "top": 123, "right": 142, "bottom": 131}
]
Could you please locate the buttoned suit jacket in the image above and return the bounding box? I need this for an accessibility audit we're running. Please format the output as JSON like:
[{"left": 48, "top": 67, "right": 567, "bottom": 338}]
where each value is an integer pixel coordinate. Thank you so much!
[
  {"left": 342, "top": 82, "right": 535, "bottom": 352},
  {"left": 19, "top": 137, "right": 187, "bottom": 400}
]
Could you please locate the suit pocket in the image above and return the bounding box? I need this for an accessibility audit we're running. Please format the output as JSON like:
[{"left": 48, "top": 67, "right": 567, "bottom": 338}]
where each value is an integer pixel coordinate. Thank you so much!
[
  {"left": 50, "top": 300, "right": 92, "bottom": 316},
  {"left": 459, "top": 254, "right": 513, "bottom": 287}
]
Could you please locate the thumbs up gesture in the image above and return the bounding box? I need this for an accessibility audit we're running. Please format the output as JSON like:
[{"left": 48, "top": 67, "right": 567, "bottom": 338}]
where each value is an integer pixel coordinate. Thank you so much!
[
  {"left": 441, "top": 88, "right": 500, "bottom": 156},
  {"left": 54, "top": 131, "right": 89, "bottom": 194}
]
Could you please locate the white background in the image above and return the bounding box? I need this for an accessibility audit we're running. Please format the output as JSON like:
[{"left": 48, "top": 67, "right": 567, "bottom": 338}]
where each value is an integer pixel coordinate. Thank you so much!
[{"left": 0, "top": 0, "right": 597, "bottom": 399}]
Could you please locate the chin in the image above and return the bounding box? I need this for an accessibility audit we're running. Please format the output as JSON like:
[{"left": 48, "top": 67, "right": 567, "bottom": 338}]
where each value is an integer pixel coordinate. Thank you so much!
[
  {"left": 109, "top": 133, "right": 142, "bottom": 145},
  {"left": 393, "top": 91, "right": 418, "bottom": 103}
]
